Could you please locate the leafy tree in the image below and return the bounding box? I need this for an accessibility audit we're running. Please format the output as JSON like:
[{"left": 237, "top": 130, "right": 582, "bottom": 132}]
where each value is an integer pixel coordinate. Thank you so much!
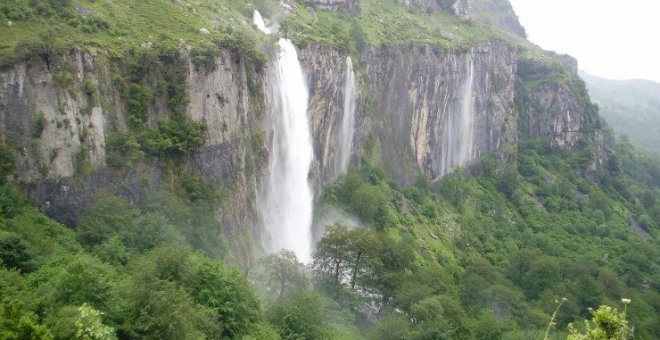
[
  {"left": 77, "top": 195, "right": 138, "bottom": 247},
  {"left": 0, "top": 233, "right": 36, "bottom": 272},
  {"left": 262, "top": 250, "right": 308, "bottom": 299},
  {"left": 568, "top": 304, "right": 632, "bottom": 340},
  {"left": 0, "top": 299, "right": 53, "bottom": 339},
  {"left": 267, "top": 291, "right": 330, "bottom": 340},
  {"left": 74, "top": 304, "right": 116, "bottom": 340}
]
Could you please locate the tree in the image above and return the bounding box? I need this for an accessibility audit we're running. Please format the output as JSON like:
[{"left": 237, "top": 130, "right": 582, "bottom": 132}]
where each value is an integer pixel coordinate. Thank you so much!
[
  {"left": 312, "top": 224, "right": 381, "bottom": 292},
  {"left": 74, "top": 304, "right": 116, "bottom": 340},
  {"left": 312, "top": 224, "right": 352, "bottom": 284},
  {"left": 568, "top": 303, "right": 632, "bottom": 340},
  {"left": 0, "top": 233, "right": 36, "bottom": 273},
  {"left": 267, "top": 291, "right": 330, "bottom": 340},
  {"left": 262, "top": 250, "right": 308, "bottom": 299}
]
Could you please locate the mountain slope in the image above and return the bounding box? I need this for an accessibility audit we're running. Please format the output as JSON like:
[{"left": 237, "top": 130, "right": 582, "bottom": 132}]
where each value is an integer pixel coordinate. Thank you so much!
[{"left": 581, "top": 72, "right": 660, "bottom": 153}]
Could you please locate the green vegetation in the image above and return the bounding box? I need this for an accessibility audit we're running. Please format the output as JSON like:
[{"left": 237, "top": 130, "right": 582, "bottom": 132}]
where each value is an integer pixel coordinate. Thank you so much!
[
  {"left": 0, "top": 1, "right": 658, "bottom": 339},
  {"left": 309, "top": 137, "right": 659, "bottom": 338},
  {"left": 581, "top": 72, "right": 660, "bottom": 154},
  {"left": 0, "top": 0, "right": 266, "bottom": 67},
  {"left": 283, "top": 0, "right": 507, "bottom": 53},
  {"left": 1, "top": 121, "right": 658, "bottom": 338}
]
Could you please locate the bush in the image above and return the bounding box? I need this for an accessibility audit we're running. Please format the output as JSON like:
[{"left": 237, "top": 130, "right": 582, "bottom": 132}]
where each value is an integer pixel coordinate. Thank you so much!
[
  {"left": 0, "top": 233, "right": 36, "bottom": 272},
  {"left": 267, "top": 291, "right": 330, "bottom": 340},
  {"left": 125, "top": 83, "right": 153, "bottom": 128}
]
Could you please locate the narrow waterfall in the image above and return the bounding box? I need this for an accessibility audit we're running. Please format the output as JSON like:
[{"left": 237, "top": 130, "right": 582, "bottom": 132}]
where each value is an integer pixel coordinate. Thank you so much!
[
  {"left": 336, "top": 56, "right": 357, "bottom": 176},
  {"left": 458, "top": 57, "right": 475, "bottom": 166},
  {"left": 440, "top": 55, "right": 476, "bottom": 176},
  {"left": 253, "top": 10, "right": 271, "bottom": 34},
  {"left": 254, "top": 11, "right": 314, "bottom": 262}
]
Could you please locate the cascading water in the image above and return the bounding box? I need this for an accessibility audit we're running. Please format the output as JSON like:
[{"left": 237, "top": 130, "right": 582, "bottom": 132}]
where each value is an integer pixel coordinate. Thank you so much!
[
  {"left": 336, "top": 56, "right": 357, "bottom": 176},
  {"left": 440, "top": 55, "right": 476, "bottom": 175},
  {"left": 254, "top": 11, "right": 314, "bottom": 263},
  {"left": 253, "top": 10, "right": 271, "bottom": 34}
]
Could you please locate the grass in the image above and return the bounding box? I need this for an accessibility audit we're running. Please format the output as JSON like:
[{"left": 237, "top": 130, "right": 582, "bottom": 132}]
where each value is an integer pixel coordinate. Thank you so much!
[
  {"left": 0, "top": 0, "right": 259, "bottom": 66},
  {"left": 0, "top": 0, "right": 522, "bottom": 67},
  {"left": 283, "top": 0, "right": 511, "bottom": 53}
]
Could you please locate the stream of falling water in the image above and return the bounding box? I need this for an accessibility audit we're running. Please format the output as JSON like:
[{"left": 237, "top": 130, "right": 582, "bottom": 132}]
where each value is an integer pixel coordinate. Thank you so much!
[
  {"left": 254, "top": 11, "right": 314, "bottom": 263},
  {"left": 440, "top": 55, "right": 476, "bottom": 175},
  {"left": 337, "top": 56, "right": 357, "bottom": 176}
]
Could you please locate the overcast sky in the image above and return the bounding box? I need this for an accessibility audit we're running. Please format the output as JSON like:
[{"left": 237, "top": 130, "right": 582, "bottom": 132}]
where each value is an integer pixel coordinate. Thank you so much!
[{"left": 508, "top": 0, "right": 660, "bottom": 82}]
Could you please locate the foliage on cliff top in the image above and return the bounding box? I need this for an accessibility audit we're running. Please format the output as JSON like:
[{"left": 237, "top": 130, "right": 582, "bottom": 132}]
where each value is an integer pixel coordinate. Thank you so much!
[
  {"left": 0, "top": 0, "right": 268, "bottom": 66},
  {"left": 282, "top": 0, "right": 510, "bottom": 53},
  {"left": 0, "top": 0, "right": 523, "bottom": 67}
]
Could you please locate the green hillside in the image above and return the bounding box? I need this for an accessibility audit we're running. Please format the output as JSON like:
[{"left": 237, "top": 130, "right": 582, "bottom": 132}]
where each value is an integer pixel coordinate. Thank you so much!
[
  {"left": 581, "top": 72, "right": 660, "bottom": 153},
  {"left": 2, "top": 136, "right": 658, "bottom": 338}
]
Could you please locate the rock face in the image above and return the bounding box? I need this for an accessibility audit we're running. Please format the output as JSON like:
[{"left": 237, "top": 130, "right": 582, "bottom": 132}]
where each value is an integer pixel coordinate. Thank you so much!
[
  {"left": 394, "top": 0, "right": 525, "bottom": 37},
  {"left": 0, "top": 32, "right": 607, "bottom": 257},
  {"left": 301, "top": 44, "right": 356, "bottom": 190},
  {"left": 303, "top": 41, "right": 518, "bottom": 185},
  {"left": 466, "top": 0, "right": 526, "bottom": 37},
  {"left": 359, "top": 42, "right": 518, "bottom": 184},
  {"left": 516, "top": 55, "right": 599, "bottom": 148},
  {"left": 394, "top": 0, "right": 445, "bottom": 13},
  {"left": 0, "top": 49, "right": 266, "bottom": 245},
  {"left": 307, "top": 0, "right": 360, "bottom": 13}
]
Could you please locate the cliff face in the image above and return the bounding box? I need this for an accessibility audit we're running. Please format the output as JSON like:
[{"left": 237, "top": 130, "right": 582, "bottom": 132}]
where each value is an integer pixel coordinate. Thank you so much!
[
  {"left": 0, "top": 49, "right": 266, "bottom": 244},
  {"left": 0, "top": 31, "right": 606, "bottom": 253},
  {"left": 359, "top": 42, "right": 517, "bottom": 183}
]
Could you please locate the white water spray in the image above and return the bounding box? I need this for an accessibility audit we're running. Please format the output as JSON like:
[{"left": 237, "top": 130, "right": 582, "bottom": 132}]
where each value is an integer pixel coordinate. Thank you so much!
[
  {"left": 255, "top": 11, "right": 314, "bottom": 263},
  {"left": 337, "top": 56, "right": 357, "bottom": 176},
  {"left": 253, "top": 10, "right": 271, "bottom": 34},
  {"left": 441, "top": 55, "right": 475, "bottom": 175}
]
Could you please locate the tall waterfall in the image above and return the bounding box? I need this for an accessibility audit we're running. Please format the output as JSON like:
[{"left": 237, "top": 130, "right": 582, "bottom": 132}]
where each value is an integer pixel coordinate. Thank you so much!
[
  {"left": 440, "top": 56, "right": 476, "bottom": 175},
  {"left": 337, "top": 56, "right": 357, "bottom": 176},
  {"left": 254, "top": 11, "right": 314, "bottom": 263}
]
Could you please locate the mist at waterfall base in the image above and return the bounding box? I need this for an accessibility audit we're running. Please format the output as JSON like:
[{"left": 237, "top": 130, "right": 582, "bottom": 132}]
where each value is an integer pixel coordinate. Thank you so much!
[{"left": 255, "top": 11, "right": 314, "bottom": 263}]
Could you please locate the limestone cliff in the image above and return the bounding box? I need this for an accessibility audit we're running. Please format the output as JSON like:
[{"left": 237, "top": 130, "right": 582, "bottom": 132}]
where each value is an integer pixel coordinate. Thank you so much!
[
  {"left": 0, "top": 49, "right": 267, "bottom": 248},
  {"left": 0, "top": 4, "right": 610, "bottom": 256}
]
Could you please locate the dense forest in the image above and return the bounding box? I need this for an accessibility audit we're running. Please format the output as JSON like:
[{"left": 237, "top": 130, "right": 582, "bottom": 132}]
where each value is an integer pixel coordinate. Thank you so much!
[{"left": 0, "top": 0, "right": 658, "bottom": 339}]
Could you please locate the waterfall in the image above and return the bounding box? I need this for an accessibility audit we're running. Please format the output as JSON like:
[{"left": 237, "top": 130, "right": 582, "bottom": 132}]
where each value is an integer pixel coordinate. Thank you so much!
[
  {"left": 253, "top": 10, "right": 271, "bottom": 34},
  {"left": 458, "top": 56, "right": 475, "bottom": 166},
  {"left": 441, "top": 55, "right": 475, "bottom": 176},
  {"left": 255, "top": 11, "right": 314, "bottom": 263},
  {"left": 337, "top": 56, "right": 357, "bottom": 176}
]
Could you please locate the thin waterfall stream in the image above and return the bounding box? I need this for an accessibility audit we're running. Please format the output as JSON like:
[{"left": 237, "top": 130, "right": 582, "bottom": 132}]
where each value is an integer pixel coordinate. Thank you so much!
[
  {"left": 440, "top": 55, "right": 476, "bottom": 176},
  {"left": 336, "top": 56, "right": 357, "bottom": 177}
]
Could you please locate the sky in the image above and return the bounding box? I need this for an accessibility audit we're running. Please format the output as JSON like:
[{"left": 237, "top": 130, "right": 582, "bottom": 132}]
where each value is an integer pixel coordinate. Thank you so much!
[{"left": 508, "top": 0, "right": 660, "bottom": 82}]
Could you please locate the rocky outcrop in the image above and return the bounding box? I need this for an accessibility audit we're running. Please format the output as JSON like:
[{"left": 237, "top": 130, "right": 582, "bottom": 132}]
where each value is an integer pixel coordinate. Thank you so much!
[
  {"left": 466, "top": 0, "right": 526, "bottom": 37},
  {"left": 395, "top": 0, "right": 445, "bottom": 13},
  {"left": 394, "top": 0, "right": 525, "bottom": 37},
  {"left": 307, "top": 0, "right": 360, "bottom": 13},
  {"left": 0, "top": 49, "right": 267, "bottom": 247},
  {"left": 0, "top": 49, "right": 117, "bottom": 182},
  {"left": 516, "top": 55, "right": 600, "bottom": 148}
]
